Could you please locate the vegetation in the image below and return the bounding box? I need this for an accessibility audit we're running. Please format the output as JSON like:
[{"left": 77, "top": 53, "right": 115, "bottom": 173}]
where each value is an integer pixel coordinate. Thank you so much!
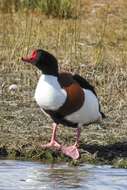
[
  {"left": 0, "top": 0, "right": 77, "bottom": 18},
  {"left": 0, "top": 0, "right": 127, "bottom": 167}
]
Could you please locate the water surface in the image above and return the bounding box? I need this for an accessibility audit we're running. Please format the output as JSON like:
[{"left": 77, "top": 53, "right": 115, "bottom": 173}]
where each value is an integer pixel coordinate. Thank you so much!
[{"left": 0, "top": 160, "right": 127, "bottom": 190}]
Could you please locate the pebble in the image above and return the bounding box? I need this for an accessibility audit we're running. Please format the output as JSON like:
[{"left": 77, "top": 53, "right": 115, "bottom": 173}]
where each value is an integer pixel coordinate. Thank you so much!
[{"left": 8, "top": 84, "right": 18, "bottom": 91}]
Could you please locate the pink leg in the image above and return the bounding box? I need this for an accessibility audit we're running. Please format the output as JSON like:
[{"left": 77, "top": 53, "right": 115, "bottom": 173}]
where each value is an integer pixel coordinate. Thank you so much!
[
  {"left": 61, "top": 128, "right": 81, "bottom": 160},
  {"left": 40, "top": 123, "right": 61, "bottom": 150}
]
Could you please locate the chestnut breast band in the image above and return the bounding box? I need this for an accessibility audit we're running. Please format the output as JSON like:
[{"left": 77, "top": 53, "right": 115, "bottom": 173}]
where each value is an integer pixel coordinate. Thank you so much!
[{"left": 44, "top": 73, "right": 85, "bottom": 118}]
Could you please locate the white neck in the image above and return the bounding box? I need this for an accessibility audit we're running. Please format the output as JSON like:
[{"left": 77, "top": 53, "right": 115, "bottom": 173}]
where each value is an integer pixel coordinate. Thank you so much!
[
  {"left": 34, "top": 74, "right": 67, "bottom": 110},
  {"left": 40, "top": 74, "right": 60, "bottom": 87}
]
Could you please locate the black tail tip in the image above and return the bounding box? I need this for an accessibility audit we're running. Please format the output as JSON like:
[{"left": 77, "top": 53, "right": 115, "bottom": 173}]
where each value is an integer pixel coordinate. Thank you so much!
[{"left": 101, "top": 112, "right": 106, "bottom": 119}]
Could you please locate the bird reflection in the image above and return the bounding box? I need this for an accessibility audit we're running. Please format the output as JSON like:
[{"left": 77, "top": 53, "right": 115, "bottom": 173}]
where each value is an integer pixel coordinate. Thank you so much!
[{"left": 33, "top": 164, "right": 89, "bottom": 189}]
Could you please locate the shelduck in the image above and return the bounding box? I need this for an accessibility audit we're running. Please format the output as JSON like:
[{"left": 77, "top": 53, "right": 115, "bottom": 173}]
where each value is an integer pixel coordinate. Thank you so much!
[{"left": 22, "top": 49, "right": 105, "bottom": 160}]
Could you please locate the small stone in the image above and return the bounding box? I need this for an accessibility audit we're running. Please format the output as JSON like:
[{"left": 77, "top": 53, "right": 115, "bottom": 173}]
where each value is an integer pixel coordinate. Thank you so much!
[{"left": 8, "top": 84, "right": 18, "bottom": 91}]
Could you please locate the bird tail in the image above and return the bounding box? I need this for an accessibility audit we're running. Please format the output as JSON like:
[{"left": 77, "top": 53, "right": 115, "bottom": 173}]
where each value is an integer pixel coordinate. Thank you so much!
[{"left": 100, "top": 111, "right": 106, "bottom": 119}]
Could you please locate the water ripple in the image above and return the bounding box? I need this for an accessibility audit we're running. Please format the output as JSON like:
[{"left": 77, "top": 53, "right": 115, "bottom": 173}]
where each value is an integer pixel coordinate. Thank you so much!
[{"left": 0, "top": 160, "right": 127, "bottom": 190}]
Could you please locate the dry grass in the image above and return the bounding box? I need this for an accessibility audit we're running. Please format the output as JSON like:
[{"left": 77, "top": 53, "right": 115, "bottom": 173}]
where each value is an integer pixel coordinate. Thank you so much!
[{"left": 0, "top": 0, "right": 127, "bottom": 164}]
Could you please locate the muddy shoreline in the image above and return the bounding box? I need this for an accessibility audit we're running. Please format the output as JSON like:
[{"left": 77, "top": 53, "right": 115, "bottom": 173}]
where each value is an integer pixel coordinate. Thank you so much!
[
  {"left": 0, "top": 99, "right": 127, "bottom": 168},
  {"left": 1, "top": 133, "right": 127, "bottom": 168}
]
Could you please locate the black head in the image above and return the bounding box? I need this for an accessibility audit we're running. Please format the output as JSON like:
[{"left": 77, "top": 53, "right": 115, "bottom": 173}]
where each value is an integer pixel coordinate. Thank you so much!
[{"left": 22, "top": 49, "right": 59, "bottom": 76}]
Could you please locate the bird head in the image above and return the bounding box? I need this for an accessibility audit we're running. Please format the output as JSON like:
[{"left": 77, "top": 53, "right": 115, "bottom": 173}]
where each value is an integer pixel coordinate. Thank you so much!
[{"left": 22, "top": 49, "right": 58, "bottom": 76}]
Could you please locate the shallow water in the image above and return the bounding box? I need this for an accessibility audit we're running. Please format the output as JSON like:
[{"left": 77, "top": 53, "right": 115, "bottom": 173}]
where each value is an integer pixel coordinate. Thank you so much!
[{"left": 0, "top": 160, "right": 127, "bottom": 190}]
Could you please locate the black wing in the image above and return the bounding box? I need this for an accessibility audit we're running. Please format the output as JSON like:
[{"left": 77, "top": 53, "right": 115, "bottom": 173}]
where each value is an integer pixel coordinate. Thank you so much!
[{"left": 73, "top": 74, "right": 97, "bottom": 96}]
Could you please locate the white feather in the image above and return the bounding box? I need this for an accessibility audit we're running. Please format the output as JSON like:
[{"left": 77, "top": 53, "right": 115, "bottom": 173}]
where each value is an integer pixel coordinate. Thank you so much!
[
  {"left": 35, "top": 74, "right": 101, "bottom": 125},
  {"left": 65, "top": 89, "right": 102, "bottom": 125},
  {"left": 34, "top": 75, "right": 67, "bottom": 110}
]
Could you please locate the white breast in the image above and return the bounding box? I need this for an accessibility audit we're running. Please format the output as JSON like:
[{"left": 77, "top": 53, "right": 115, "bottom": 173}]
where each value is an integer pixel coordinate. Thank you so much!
[
  {"left": 34, "top": 75, "right": 67, "bottom": 110},
  {"left": 65, "top": 89, "right": 101, "bottom": 125}
]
